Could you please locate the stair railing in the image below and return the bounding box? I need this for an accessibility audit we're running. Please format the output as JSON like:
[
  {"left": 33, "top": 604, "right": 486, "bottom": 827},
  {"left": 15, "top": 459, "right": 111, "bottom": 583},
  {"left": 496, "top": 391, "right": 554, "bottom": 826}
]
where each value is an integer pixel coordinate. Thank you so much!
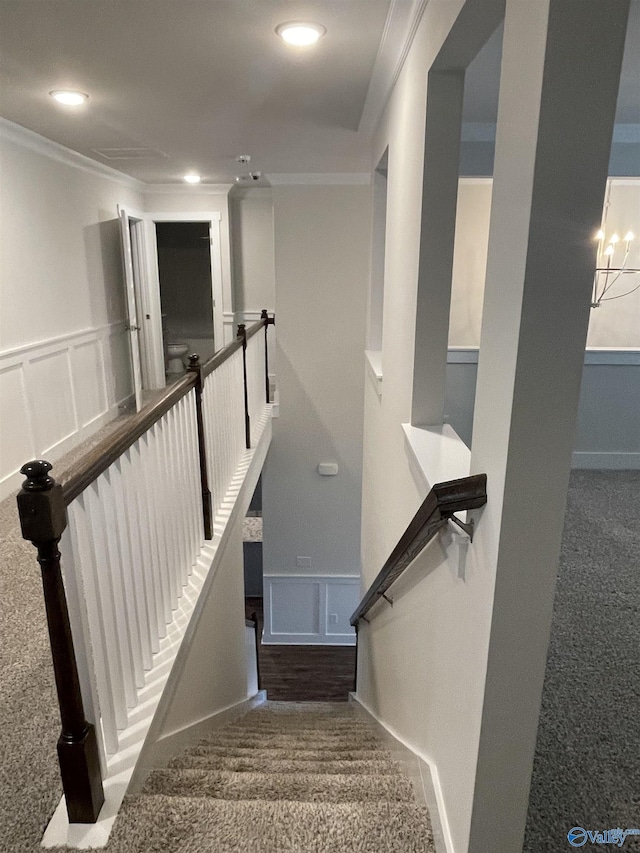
[
  {"left": 16, "top": 312, "right": 274, "bottom": 825},
  {"left": 350, "top": 474, "right": 487, "bottom": 627}
]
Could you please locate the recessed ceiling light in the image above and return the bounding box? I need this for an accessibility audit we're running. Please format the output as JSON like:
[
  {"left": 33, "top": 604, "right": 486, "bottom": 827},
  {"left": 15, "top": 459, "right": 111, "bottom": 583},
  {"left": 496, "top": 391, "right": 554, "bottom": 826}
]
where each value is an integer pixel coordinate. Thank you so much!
[
  {"left": 183, "top": 174, "right": 201, "bottom": 184},
  {"left": 50, "top": 90, "right": 88, "bottom": 106},
  {"left": 276, "top": 22, "right": 326, "bottom": 47}
]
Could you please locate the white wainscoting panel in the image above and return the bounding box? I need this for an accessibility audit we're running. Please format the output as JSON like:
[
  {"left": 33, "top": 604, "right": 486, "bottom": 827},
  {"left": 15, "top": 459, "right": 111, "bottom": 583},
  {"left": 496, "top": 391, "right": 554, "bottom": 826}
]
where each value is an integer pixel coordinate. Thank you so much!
[
  {"left": 0, "top": 321, "right": 131, "bottom": 500},
  {"left": 0, "top": 364, "right": 35, "bottom": 483},
  {"left": 262, "top": 575, "right": 359, "bottom": 646}
]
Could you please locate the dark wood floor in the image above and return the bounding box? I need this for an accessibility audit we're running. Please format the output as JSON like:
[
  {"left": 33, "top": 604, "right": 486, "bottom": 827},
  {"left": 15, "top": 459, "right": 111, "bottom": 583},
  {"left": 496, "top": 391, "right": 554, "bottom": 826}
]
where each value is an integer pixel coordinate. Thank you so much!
[{"left": 245, "top": 598, "right": 356, "bottom": 702}]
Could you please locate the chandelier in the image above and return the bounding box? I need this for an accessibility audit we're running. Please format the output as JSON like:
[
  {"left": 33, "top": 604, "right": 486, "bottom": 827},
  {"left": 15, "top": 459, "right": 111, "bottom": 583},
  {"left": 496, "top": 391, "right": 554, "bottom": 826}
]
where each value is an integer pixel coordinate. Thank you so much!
[{"left": 591, "top": 188, "right": 639, "bottom": 308}]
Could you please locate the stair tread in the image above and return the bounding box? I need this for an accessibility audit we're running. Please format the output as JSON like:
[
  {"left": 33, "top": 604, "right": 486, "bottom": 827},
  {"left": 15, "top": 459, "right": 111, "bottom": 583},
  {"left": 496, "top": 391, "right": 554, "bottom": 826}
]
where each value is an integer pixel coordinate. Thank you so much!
[
  {"left": 142, "top": 768, "right": 415, "bottom": 803},
  {"left": 168, "top": 754, "right": 402, "bottom": 775},
  {"left": 182, "top": 745, "right": 391, "bottom": 761},
  {"left": 110, "top": 795, "right": 435, "bottom": 852},
  {"left": 187, "top": 736, "right": 386, "bottom": 749}
]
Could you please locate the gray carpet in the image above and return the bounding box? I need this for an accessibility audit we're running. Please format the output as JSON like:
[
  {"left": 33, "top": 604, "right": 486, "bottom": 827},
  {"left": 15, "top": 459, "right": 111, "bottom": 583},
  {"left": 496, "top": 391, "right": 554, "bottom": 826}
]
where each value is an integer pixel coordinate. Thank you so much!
[
  {"left": 524, "top": 470, "right": 640, "bottom": 852},
  {"left": 107, "top": 702, "right": 435, "bottom": 852},
  {"left": 0, "top": 469, "right": 637, "bottom": 852}
]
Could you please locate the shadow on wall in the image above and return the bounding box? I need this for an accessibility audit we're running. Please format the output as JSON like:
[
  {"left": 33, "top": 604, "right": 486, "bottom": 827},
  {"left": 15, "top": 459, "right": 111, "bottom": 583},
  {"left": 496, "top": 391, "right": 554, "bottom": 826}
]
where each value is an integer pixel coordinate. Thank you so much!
[
  {"left": 262, "top": 343, "right": 363, "bottom": 575},
  {"left": 83, "top": 218, "right": 126, "bottom": 326}
]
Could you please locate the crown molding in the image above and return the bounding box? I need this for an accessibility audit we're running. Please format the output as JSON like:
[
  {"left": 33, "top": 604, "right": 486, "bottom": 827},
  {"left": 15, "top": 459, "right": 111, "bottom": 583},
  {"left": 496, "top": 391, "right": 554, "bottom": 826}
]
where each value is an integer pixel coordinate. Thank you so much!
[
  {"left": 267, "top": 173, "right": 371, "bottom": 186},
  {"left": 358, "top": 0, "right": 430, "bottom": 138},
  {"left": 0, "top": 117, "right": 145, "bottom": 190}
]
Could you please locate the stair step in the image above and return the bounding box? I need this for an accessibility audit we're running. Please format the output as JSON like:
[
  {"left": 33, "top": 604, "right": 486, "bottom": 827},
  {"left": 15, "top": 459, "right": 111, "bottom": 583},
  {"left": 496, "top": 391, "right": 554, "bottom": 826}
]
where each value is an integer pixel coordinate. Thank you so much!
[
  {"left": 225, "top": 721, "right": 369, "bottom": 734},
  {"left": 182, "top": 744, "right": 391, "bottom": 762},
  {"left": 187, "top": 734, "right": 385, "bottom": 752},
  {"left": 142, "top": 768, "right": 415, "bottom": 803},
  {"left": 109, "top": 795, "right": 434, "bottom": 852},
  {"left": 168, "top": 754, "right": 402, "bottom": 775}
]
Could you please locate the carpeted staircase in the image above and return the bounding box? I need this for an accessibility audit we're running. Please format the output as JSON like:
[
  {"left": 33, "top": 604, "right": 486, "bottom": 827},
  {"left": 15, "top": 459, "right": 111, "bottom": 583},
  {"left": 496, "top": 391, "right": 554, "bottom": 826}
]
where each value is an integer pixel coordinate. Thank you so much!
[{"left": 108, "top": 701, "right": 435, "bottom": 852}]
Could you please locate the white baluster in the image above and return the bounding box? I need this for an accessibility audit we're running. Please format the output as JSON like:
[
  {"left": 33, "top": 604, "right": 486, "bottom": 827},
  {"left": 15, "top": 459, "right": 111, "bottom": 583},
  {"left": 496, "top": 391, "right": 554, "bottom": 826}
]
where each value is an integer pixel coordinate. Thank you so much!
[
  {"left": 66, "top": 498, "right": 119, "bottom": 755},
  {"left": 84, "top": 481, "right": 133, "bottom": 721}
]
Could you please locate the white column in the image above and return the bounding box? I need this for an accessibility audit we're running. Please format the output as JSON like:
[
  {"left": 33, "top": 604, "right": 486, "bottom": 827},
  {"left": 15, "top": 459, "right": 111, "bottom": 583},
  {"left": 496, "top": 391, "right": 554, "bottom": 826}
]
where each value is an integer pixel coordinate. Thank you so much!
[
  {"left": 411, "top": 70, "right": 465, "bottom": 426},
  {"left": 469, "top": 1, "right": 629, "bottom": 851}
]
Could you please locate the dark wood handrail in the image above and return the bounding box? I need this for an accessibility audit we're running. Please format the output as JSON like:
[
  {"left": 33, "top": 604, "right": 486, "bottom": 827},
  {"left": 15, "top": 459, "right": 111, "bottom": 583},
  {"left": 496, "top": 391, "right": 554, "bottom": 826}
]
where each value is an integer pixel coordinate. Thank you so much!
[
  {"left": 16, "top": 310, "right": 275, "bottom": 826},
  {"left": 350, "top": 474, "right": 487, "bottom": 626},
  {"left": 200, "top": 317, "right": 266, "bottom": 379},
  {"left": 61, "top": 318, "right": 269, "bottom": 505},
  {"left": 62, "top": 374, "right": 196, "bottom": 505}
]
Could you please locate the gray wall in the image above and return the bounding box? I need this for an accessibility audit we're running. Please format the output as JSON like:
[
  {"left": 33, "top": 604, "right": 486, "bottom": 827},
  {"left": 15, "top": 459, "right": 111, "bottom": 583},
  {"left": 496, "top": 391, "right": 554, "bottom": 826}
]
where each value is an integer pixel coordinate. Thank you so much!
[
  {"left": 262, "top": 184, "right": 370, "bottom": 579},
  {"left": 445, "top": 353, "right": 640, "bottom": 467}
]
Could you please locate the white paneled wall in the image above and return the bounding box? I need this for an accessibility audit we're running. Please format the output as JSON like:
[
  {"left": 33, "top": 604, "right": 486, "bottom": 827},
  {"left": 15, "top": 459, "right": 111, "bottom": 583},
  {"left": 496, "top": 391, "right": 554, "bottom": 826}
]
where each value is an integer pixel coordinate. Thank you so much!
[
  {"left": 262, "top": 575, "right": 359, "bottom": 646},
  {"left": 0, "top": 321, "right": 132, "bottom": 500}
]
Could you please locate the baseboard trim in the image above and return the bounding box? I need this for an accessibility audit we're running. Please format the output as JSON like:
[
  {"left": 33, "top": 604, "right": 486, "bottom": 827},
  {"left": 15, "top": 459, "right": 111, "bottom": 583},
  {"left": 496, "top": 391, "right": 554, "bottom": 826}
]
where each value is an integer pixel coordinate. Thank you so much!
[
  {"left": 129, "top": 691, "right": 267, "bottom": 793},
  {"left": 572, "top": 451, "right": 640, "bottom": 469},
  {"left": 349, "top": 693, "right": 452, "bottom": 853}
]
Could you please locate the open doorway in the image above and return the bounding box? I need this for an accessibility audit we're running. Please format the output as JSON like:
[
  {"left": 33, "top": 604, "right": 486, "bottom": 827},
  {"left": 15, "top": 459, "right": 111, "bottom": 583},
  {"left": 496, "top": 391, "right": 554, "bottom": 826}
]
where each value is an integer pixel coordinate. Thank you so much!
[
  {"left": 155, "top": 222, "right": 216, "bottom": 374},
  {"left": 119, "top": 207, "right": 224, "bottom": 400}
]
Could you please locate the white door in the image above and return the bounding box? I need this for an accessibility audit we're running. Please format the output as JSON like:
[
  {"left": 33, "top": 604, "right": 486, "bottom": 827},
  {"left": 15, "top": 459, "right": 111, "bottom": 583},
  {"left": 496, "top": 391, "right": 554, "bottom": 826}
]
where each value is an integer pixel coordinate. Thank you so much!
[{"left": 118, "top": 208, "right": 143, "bottom": 411}]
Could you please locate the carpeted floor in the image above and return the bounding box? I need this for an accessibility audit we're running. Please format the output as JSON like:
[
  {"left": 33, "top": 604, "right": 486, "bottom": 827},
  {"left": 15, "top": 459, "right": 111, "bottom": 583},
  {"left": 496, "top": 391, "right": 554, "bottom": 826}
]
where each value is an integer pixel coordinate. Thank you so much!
[
  {"left": 107, "top": 702, "right": 435, "bottom": 852},
  {"left": 523, "top": 470, "right": 640, "bottom": 852},
  {"left": 0, "top": 469, "right": 637, "bottom": 852}
]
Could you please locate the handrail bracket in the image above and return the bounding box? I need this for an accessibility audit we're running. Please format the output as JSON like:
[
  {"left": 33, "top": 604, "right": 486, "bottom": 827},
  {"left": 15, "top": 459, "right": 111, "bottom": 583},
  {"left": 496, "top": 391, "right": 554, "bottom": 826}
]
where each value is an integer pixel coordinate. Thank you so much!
[{"left": 446, "top": 513, "right": 475, "bottom": 541}]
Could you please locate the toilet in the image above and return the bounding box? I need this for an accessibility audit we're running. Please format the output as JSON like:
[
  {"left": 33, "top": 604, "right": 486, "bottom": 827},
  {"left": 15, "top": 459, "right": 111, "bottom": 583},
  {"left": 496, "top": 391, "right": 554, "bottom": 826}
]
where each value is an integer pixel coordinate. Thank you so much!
[{"left": 166, "top": 341, "right": 189, "bottom": 375}]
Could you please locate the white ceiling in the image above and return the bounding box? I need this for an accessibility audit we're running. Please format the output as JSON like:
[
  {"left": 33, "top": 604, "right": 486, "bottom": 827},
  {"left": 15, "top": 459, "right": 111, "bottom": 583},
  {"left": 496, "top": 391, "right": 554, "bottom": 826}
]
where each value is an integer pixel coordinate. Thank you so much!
[
  {"left": 0, "top": 0, "right": 637, "bottom": 184},
  {"left": 0, "top": 0, "right": 394, "bottom": 182}
]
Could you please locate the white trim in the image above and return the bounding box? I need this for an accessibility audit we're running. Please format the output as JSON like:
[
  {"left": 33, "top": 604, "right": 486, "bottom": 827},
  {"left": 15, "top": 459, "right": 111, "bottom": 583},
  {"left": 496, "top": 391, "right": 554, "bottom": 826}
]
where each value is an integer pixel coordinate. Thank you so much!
[
  {"left": 349, "top": 694, "right": 453, "bottom": 853},
  {"left": 262, "top": 575, "right": 360, "bottom": 646},
  {"left": 0, "top": 117, "right": 144, "bottom": 190},
  {"left": 365, "top": 349, "right": 383, "bottom": 398},
  {"left": 143, "top": 210, "right": 225, "bottom": 379},
  {"left": 0, "top": 321, "right": 125, "bottom": 365},
  {"left": 359, "top": 0, "right": 430, "bottom": 137},
  {"left": 572, "top": 451, "right": 640, "bottom": 469},
  {"left": 267, "top": 173, "right": 371, "bottom": 186}
]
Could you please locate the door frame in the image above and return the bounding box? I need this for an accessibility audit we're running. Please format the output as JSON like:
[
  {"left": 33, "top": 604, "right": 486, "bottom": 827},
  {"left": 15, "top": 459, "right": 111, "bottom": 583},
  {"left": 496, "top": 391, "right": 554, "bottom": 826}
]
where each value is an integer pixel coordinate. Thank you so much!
[{"left": 145, "top": 211, "right": 224, "bottom": 386}]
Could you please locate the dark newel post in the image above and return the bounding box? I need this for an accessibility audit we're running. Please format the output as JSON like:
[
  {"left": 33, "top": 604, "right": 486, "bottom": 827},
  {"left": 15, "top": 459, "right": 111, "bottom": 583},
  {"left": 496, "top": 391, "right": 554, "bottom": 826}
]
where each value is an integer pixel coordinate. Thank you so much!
[
  {"left": 188, "top": 355, "right": 213, "bottom": 540},
  {"left": 237, "top": 324, "right": 251, "bottom": 449},
  {"left": 260, "top": 309, "right": 270, "bottom": 404},
  {"left": 17, "top": 460, "right": 104, "bottom": 824},
  {"left": 250, "top": 611, "right": 262, "bottom": 691},
  {"left": 353, "top": 622, "right": 359, "bottom": 695}
]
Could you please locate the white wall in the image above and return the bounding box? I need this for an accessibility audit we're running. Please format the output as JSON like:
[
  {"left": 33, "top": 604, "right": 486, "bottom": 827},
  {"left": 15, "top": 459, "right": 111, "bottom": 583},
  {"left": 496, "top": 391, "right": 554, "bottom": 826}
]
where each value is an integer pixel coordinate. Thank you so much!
[
  {"left": 261, "top": 184, "right": 370, "bottom": 634},
  {"left": 448, "top": 177, "right": 640, "bottom": 349},
  {"left": 0, "top": 120, "right": 143, "bottom": 499},
  {"left": 230, "top": 188, "right": 276, "bottom": 317},
  {"left": 357, "top": 5, "right": 632, "bottom": 853},
  {"left": 154, "top": 525, "right": 252, "bottom": 739},
  {"left": 357, "top": 8, "right": 485, "bottom": 849}
]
